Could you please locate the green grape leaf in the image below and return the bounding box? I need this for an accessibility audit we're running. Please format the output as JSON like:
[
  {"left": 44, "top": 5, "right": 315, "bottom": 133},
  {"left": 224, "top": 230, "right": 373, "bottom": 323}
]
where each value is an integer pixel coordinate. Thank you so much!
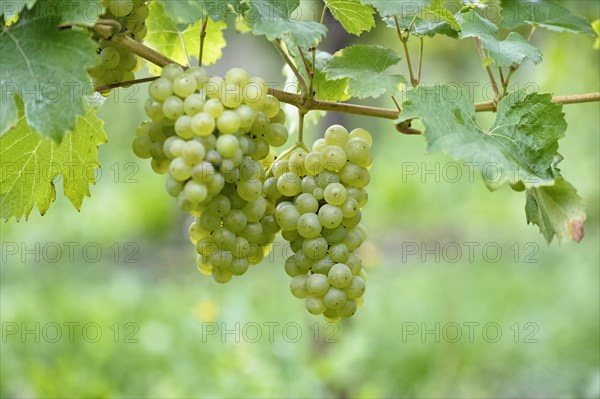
[
  {"left": 501, "top": 0, "right": 595, "bottom": 36},
  {"left": 291, "top": 48, "right": 349, "bottom": 101},
  {"left": 0, "top": 101, "right": 107, "bottom": 222},
  {"left": 322, "top": 44, "right": 406, "bottom": 98},
  {"left": 145, "top": 1, "right": 226, "bottom": 73},
  {"left": 247, "top": 0, "right": 327, "bottom": 47},
  {"left": 459, "top": 9, "right": 542, "bottom": 67},
  {"left": 155, "top": 0, "right": 247, "bottom": 24},
  {"left": 592, "top": 19, "right": 599, "bottom": 49},
  {"left": 525, "top": 177, "right": 586, "bottom": 244},
  {"left": 360, "top": 0, "right": 432, "bottom": 18},
  {"left": 326, "top": 0, "right": 375, "bottom": 35},
  {"left": 425, "top": 1, "right": 460, "bottom": 31},
  {"left": 0, "top": 4, "right": 98, "bottom": 140},
  {"left": 397, "top": 86, "right": 567, "bottom": 190}
]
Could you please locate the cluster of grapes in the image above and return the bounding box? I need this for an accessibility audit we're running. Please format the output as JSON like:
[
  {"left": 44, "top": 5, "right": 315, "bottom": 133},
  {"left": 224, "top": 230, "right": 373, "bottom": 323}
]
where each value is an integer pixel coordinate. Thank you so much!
[
  {"left": 270, "top": 125, "right": 372, "bottom": 320},
  {"left": 132, "top": 64, "right": 290, "bottom": 283},
  {"left": 89, "top": 0, "right": 148, "bottom": 88}
]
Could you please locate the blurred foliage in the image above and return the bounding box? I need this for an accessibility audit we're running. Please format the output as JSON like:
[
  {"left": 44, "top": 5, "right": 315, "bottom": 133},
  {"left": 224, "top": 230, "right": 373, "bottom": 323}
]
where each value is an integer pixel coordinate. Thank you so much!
[{"left": 1, "top": 1, "right": 599, "bottom": 397}]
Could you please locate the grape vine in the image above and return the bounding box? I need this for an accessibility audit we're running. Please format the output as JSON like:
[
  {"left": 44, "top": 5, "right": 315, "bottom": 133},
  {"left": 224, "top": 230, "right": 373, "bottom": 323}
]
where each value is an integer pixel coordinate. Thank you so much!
[{"left": 1, "top": 0, "right": 599, "bottom": 319}]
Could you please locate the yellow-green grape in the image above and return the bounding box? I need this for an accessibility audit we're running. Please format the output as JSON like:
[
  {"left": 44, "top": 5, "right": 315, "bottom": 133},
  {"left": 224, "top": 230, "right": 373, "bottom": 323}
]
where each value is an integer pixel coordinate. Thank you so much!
[
  {"left": 274, "top": 125, "right": 372, "bottom": 320},
  {"left": 136, "top": 66, "right": 294, "bottom": 287}
]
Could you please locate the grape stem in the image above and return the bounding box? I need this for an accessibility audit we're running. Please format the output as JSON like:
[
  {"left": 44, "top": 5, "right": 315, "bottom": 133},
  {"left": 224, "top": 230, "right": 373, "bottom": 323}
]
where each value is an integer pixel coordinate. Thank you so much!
[
  {"left": 474, "top": 38, "right": 500, "bottom": 100},
  {"left": 272, "top": 40, "right": 309, "bottom": 96},
  {"left": 198, "top": 17, "right": 209, "bottom": 67},
  {"left": 92, "top": 30, "right": 600, "bottom": 121},
  {"left": 394, "top": 16, "right": 418, "bottom": 87}
]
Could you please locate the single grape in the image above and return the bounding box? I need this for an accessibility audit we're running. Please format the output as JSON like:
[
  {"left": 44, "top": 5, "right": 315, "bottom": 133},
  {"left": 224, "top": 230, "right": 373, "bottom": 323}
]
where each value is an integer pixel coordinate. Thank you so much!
[
  {"left": 217, "top": 111, "right": 241, "bottom": 134},
  {"left": 183, "top": 181, "right": 208, "bottom": 204},
  {"left": 173, "top": 75, "right": 197, "bottom": 98},
  {"left": 99, "top": 47, "right": 120, "bottom": 69},
  {"left": 324, "top": 124, "right": 349, "bottom": 147},
  {"left": 277, "top": 172, "right": 301, "bottom": 197},
  {"left": 225, "top": 67, "right": 250, "bottom": 87},
  {"left": 191, "top": 112, "right": 216, "bottom": 136},
  {"left": 302, "top": 236, "right": 328, "bottom": 260},
  {"left": 182, "top": 140, "right": 206, "bottom": 165},
  {"left": 323, "top": 287, "right": 347, "bottom": 310},
  {"left": 305, "top": 296, "right": 327, "bottom": 315},
  {"left": 132, "top": 135, "right": 152, "bottom": 158},
  {"left": 348, "top": 128, "right": 373, "bottom": 146},
  {"left": 162, "top": 96, "right": 184, "bottom": 120},
  {"left": 174, "top": 115, "right": 194, "bottom": 139},
  {"left": 290, "top": 275, "right": 309, "bottom": 299},
  {"left": 307, "top": 273, "right": 330, "bottom": 296},
  {"left": 318, "top": 204, "right": 343, "bottom": 229},
  {"left": 296, "top": 213, "right": 322, "bottom": 239},
  {"left": 323, "top": 183, "right": 347, "bottom": 206},
  {"left": 162, "top": 64, "right": 185, "bottom": 81},
  {"left": 183, "top": 94, "right": 204, "bottom": 115},
  {"left": 149, "top": 77, "right": 173, "bottom": 101},
  {"left": 169, "top": 157, "right": 193, "bottom": 181}
]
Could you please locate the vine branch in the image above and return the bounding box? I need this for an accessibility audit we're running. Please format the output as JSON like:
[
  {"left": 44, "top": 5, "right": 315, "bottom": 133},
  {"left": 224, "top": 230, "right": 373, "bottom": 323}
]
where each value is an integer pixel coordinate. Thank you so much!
[
  {"left": 475, "top": 92, "right": 600, "bottom": 112},
  {"left": 92, "top": 27, "right": 600, "bottom": 122}
]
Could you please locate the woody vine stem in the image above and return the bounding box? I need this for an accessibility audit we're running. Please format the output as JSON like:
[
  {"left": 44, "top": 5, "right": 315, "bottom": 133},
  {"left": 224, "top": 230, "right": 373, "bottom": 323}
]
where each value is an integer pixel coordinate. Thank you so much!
[{"left": 92, "top": 23, "right": 600, "bottom": 128}]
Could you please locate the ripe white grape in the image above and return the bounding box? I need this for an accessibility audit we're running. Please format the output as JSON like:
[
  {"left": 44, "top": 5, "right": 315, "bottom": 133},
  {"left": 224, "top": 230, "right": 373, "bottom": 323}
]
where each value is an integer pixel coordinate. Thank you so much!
[
  {"left": 296, "top": 213, "right": 322, "bottom": 239},
  {"left": 162, "top": 96, "right": 184, "bottom": 119},
  {"left": 307, "top": 273, "right": 330, "bottom": 296},
  {"left": 191, "top": 112, "right": 216, "bottom": 137},
  {"left": 169, "top": 157, "right": 192, "bottom": 181},
  {"left": 215, "top": 135, "right": 239, "bottom": 159},
  {"left": 305, "top": 296, "right": 327, "bottom": 315},
  {"left": 183, "top": 94, "right": 205, "bottom": 115},
  {"left": 149, "top": 77, "right": 173, "bottom": 101},
  {"left": 273, "top": 125, "right": 372, "bottom": 319},
  {"left": 99, "top": 47, "right": 120, "bottom": 69},
  {"left": 174, "top": 115, "right": 194, "bottom": 139},
  {"left": 216, "top": 111, "right": 241, "bottom": 134},
  {"left": 323, "top": 287, "right": 347, "bottom": 310},
  {"left": 182, "top": 140, "right": 206, "bottom": 165},
  {"left": 324, "top": 124, "right": 349, "bottom": 147},
  {"left": 290, "top": 275, "right": 309, "bottom": 299},
  {"left": 323, "top": 183, "right": 347, "bottom": 206},
  {"left": 173, "top": 75, "right": 197, "bottom": 98},
  {"left": 328, "top": 263, "right": 352, "bottom": 288}
]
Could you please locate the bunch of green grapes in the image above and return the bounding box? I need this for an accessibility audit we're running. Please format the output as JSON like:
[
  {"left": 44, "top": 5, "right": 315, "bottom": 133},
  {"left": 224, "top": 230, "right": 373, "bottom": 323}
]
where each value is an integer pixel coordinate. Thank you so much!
[
  {"left": 132, "top": 64, "right": 289, "bottom": 283},
  {"left": 89, "top": 0, "right": 148, "bottom": 88},
  {"left": 270, "top": 125, "right": 372, "bottom": 320}
]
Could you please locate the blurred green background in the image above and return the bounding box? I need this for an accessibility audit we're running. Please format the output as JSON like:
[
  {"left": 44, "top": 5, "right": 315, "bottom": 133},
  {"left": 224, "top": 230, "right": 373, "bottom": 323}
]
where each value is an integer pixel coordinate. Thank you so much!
[{"left": 1, "top": 1, "right": 599, "bottom": 398}]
